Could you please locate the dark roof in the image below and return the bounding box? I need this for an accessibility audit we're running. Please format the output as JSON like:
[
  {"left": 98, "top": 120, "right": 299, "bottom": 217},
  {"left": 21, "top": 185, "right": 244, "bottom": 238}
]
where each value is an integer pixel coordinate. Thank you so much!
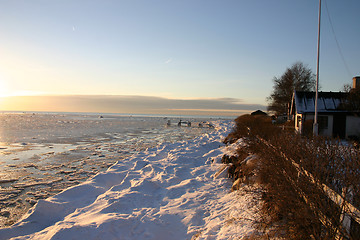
[
  {"left": 251, "top": 110, "right": 267, "bottom": 116},
  {"left": 293, "top": 91, "right": 348, "bottom": 114}
]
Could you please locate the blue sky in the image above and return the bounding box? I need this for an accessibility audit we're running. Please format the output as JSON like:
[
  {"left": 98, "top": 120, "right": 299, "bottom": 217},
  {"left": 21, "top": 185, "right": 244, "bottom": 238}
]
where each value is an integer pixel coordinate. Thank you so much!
[{"left": 0, "top": 0, "right": 359, "bottom": 115}]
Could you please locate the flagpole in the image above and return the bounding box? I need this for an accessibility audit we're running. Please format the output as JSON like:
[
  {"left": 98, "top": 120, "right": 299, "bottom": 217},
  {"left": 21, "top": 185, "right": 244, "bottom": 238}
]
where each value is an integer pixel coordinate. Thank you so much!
[{"left": 313, "top": 0, "right": 321, "bottom": 136}]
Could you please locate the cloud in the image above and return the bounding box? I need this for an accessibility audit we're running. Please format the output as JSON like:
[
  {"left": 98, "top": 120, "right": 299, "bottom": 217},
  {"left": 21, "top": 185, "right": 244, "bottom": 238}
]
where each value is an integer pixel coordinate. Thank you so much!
[
  {"left": 164, "top": 58, "right": 172, "bottom": 64},
  {"left": 0, "top": 95, "right": 266, "bottom": 116}
]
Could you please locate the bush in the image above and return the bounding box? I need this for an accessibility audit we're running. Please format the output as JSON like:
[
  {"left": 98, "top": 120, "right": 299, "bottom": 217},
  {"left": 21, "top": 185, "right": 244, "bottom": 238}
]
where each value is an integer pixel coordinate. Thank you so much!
[
  {"left": 224, "top": 115, "right": 360, "bottom": 239},
  {"left": 223, "top": 114, "right": 279, "bottom": 144}
]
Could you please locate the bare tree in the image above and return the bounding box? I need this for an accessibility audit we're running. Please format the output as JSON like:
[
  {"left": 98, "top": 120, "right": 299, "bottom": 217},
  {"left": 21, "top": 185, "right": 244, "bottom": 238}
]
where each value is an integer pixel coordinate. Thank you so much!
[
  {"left": 267, "top": 62, "right": 316, "bottom": 115},
  {"left": 341, "top": 84, "right": 360, "bottom": 111}
]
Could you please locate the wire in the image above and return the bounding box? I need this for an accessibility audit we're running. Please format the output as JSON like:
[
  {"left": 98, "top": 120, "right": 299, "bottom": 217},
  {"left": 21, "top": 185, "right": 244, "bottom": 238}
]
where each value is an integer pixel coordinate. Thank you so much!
[{"left": 324, "top": 0, "right": 353, "bottom": 78}]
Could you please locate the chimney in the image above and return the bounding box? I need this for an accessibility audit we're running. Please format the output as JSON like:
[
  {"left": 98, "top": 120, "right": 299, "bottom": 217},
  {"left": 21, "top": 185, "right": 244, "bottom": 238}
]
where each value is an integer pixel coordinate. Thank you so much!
[{"left": 352, "top": 76, "right": 360, "bottom": 89}]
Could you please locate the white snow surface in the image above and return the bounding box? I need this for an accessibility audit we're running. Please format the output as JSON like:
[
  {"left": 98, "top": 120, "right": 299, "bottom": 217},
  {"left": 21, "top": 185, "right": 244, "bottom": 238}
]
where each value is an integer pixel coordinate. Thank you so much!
[{"left": 0, "top": 121, "right": 261, "bottom": 240}]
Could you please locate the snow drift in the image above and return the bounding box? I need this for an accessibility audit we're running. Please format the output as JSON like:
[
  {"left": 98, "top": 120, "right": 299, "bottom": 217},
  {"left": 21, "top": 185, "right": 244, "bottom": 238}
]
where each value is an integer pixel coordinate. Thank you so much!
[{"left": 0, "top": 120, "right": 260, "bottom": 240}]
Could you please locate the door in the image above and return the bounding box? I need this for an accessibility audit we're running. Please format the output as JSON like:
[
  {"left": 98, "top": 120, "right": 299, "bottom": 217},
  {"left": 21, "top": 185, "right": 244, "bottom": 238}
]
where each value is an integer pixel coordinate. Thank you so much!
[{"left": 332, "top": 114, "right": 346, "bottom": 139}]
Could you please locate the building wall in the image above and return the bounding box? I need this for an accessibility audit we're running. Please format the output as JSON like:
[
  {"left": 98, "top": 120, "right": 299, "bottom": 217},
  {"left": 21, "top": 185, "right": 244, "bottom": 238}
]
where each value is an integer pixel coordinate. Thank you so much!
[
  {"left": 318, "top": 115, "right": 333, "bottom": 137},
  {"left": 296, "top": 113, "right": 360, "bottom": 138},
  {"left": 295, "top": 114, "right": 302, "bottom": 132},
  {"left": 346, "top": 116, "right": 360, "bottom": 138},
  {"left": 295, "top": 113, "right": 310, "bottom": 134},
  {"left": 306, "top": 114, "right": 334, "bottom": 137},
  {"left": 295, "top": 113, "right": 334, "bottom": 137}
]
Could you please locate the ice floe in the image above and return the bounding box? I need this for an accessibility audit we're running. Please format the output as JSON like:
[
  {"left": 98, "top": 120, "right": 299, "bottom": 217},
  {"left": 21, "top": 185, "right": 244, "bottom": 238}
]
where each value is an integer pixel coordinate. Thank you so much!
[{"left": 0, "top": 120, "right": 262, "bottom": 239}]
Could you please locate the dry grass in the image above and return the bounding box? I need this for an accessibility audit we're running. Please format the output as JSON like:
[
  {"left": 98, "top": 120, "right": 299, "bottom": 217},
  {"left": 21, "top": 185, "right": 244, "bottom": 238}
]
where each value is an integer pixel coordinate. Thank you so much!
[{"left": 223, "top": 114, "right": 360, "bottom": 239}]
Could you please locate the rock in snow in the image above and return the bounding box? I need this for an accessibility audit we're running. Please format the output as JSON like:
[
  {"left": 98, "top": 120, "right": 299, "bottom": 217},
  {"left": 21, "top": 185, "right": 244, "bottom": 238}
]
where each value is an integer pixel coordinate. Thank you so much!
[{"left": 0, "top": 121, "right": 261, "bottom": 240}]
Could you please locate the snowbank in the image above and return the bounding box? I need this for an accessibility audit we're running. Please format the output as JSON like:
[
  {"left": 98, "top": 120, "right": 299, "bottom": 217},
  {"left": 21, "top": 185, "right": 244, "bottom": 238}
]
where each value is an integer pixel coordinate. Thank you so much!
[{"left": 0, "top": 121, "right": 261, "bottom": 240}]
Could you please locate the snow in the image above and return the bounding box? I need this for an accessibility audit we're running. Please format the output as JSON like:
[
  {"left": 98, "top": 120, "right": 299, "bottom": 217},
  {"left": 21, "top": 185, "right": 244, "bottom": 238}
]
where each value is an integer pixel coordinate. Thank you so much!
[{"left": 0, "top": 120, "right": 261, "bottom": 240}]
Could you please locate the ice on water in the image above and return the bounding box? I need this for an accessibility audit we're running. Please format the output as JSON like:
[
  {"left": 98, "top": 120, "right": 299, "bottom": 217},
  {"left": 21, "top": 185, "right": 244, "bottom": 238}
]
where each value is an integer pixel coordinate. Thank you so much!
[{"left": 0, "top": 114, "right": 262, "bottom": 240}]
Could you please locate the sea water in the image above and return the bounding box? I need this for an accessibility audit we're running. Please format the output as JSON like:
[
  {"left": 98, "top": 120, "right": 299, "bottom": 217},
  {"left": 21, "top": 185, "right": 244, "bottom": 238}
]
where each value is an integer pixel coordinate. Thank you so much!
[{"left": 0, "top": 112, "right": 218, "bottom": 227}]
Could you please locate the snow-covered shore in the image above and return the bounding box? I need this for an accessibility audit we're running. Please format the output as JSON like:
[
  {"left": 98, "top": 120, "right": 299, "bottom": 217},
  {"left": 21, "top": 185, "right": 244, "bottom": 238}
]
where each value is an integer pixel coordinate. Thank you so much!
[{"left": 0, "top": 120, "right": 261, "bottom": 240}]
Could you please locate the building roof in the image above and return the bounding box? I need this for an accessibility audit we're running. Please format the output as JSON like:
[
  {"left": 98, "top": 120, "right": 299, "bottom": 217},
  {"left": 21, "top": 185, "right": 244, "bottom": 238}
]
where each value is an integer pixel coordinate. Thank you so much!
[
  {"left": 292, "top": 91, "right": 348, "bottom": 114},
  {"left": 251, "top": 110, "right": 267, "bottom": 116}
]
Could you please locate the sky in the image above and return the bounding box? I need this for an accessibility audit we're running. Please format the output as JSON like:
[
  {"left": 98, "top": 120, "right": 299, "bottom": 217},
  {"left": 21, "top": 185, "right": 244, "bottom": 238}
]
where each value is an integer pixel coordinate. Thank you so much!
[{"left": 0, "top": 0, "right": 359, "bottom": 116}]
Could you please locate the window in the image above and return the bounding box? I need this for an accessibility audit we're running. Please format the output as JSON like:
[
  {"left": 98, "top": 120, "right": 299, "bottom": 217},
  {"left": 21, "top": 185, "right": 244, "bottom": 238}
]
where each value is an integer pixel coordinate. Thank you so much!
[{"left": 318, "top": 116, "right": 328, "bottom": 130}]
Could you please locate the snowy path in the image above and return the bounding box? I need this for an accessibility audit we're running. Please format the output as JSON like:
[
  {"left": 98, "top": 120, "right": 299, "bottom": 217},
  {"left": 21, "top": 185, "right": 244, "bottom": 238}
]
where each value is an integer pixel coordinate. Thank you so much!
[{"left": 0, "top": 121, "right": 260, "bottom": 240}]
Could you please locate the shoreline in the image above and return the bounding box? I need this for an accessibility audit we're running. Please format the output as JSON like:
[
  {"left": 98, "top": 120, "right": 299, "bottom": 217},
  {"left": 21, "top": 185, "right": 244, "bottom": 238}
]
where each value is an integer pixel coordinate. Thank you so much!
[
  {"left": 0, "top": 111, "right": 236, "bottom": 120},
  {"left": 0, "top": 120, "right": 262, "bottom": 239},
  {"left": 0, "top": 113, "right": 214, "bottom": 229}
]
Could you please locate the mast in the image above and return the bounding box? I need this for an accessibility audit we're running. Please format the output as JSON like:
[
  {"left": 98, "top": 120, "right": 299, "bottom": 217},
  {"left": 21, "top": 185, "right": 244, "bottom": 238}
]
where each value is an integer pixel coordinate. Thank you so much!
[{"left": 313, "top": 0, "right": 321, "bottom": 136}]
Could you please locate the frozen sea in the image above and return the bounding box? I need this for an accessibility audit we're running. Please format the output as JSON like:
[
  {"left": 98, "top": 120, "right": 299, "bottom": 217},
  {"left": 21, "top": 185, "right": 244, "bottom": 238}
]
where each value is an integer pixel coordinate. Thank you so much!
[
  {"left": 0, "top": 112, "right": 217, "bottom": 227},
  {"left": 0, "top": 114, "right": 263, "bottom": 240}
]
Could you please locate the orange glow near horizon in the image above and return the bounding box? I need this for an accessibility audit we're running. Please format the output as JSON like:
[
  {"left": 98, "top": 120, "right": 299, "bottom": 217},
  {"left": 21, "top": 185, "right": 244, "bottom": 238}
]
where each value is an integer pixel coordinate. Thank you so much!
[{"left": 0, "top": 95, "right": 256, "bottom": 116}]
